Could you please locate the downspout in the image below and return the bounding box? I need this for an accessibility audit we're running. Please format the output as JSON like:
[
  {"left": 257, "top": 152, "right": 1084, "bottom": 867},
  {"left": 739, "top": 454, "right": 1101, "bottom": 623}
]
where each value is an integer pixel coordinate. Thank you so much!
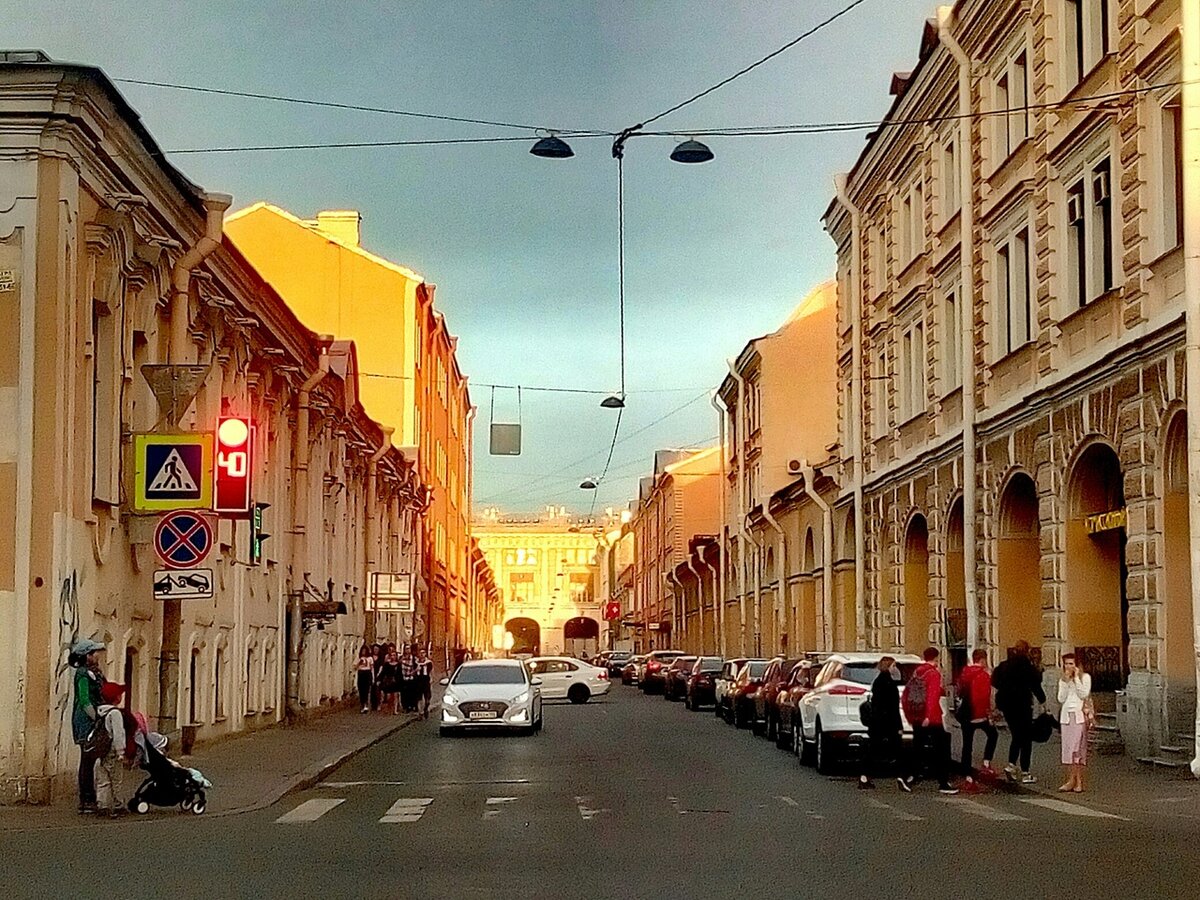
[
  {"left": 834, "top": 175, "right": 866, "bottom": 650},
  {"left": 466, "top": 405, "right": 476, "bottom": 648},
  {"left": 761, "top": 505, "right": 786, "bottom": 653},
  {"left": 712, "top": 392, "right": 729, "bottom": 655},
  {"left": 687, "top": 554, "right": 708, "bottom": 653},
  {"left": 156, "top": 191, "right": 232, "bottom": 740},
  {"left": 939, "top": 6, "right": 980, "bottom": 655},
  {"left": 803, "top": 465, "right": 835, "bottom": 652},
  {"left": 668, "top": 569, "right": 686, "bottom": 650},
  {"left": 729, "top": 361, "right": 750, "bottom": 654},
  {"left": 1180, "top": 0, "right": 1200, "bottom": 777},
  {"left": 365, "top": 426, "right": 395, "bottom": 645},
  {"left": 288, "top": 343, "right": 331, "bottom": 719}
]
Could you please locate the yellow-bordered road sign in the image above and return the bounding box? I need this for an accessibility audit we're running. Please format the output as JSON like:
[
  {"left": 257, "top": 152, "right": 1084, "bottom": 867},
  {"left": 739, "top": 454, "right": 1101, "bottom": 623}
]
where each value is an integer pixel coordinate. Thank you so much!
[{"left": 133, "top": 434, "right": 214, "bottom": 512}]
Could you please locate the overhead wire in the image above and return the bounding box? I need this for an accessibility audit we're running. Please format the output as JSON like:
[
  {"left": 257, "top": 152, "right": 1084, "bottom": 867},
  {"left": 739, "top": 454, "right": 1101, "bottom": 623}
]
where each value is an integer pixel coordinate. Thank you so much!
[{"left": 359, "top": 372, "right": 703, "bottom": 395}]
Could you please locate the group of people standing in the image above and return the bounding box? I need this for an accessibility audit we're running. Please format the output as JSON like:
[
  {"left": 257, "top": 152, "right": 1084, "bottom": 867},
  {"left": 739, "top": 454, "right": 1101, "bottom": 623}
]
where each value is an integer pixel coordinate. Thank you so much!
[
  {"left": 860, "top": 641, "right": 1094, "bottom": 795},
  {"left": 356, "top": 642, "right": 433, "bottom": 717}
]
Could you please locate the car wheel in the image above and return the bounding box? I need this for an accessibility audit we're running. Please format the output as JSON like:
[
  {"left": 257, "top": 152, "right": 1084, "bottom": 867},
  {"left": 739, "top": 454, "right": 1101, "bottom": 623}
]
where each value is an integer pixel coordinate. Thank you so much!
[
  {"left": 792, "top": 722, "right": 802, "bottom": 757},
  {"left": 776, "top": 718, "right": 790, "bottom": 751},
  {"left": 752, "top": 710, "right": 764, "bottom": 736},
  {"left": 800, "top": 725, "right": 816, "bottom": 766},
  {"left": 568, "top": 684, "right": 590, "bottom": 704},
  {"left": 735, "top": 702, "right": 749, "bottom": 729},
  {"left": 684, "top": 694, "right": 691, "bottom": 710},
  {"left": 815, "top": 725, "right": 837, "bottom": 775},
  {"left": 767, "top": 715, "right": 777, "bottom": 742},
  {"left": 439, "top": 727, "right": 454, "bottom": 738}
]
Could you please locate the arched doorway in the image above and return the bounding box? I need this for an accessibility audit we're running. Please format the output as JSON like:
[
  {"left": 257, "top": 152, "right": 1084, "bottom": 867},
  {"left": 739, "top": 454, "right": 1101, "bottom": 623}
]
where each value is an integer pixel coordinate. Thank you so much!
[
  {"left": 563, "top": 616, "right": 600, "bottom": 659},
  {"left": 800, "top": 528, "right": 818, "bottom": 651},
  {"left": 763, "top": 546, "right": 778, "bottom": 654},
  {"left": 836, "top": 510, "right": 857, "bottom": 649},
  {"left": 506, "top": 617, "right": 541, "bottom": 656},
  {"left": 1066, "top": 442, "right": 1128, "bottom": 692},
  {"left": 904, "top": 514, "right": 930, "bottom": 653},
  {"left": 997, "top": 473, "right": 1042, "bottom": 654},
  {"left": 944, "top": 498, "right": 967, "bottom": 671},
  {"left": 1162, "top": 411, "right": 1193, "bottom": 734}
]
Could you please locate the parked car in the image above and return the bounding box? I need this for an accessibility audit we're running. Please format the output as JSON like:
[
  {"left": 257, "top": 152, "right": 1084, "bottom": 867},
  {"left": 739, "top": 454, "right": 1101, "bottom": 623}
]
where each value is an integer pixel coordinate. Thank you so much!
[
  {"left": 729, "top": 659, "right": 770, "bottom": 728},
  {"left": 714, "top": 658, "right": 748, "bottom": 721},
  {"left": 621, "top": 655, "right": 645, "bottom": 685},
  {"left": 797, "top": 652, "right": 921, "bottom": 773},
  {"left": 776, "top": 659, "right": 822, "bottom": 752},
  {"left": 524, "top": 656, "right": 611, "bottom": 704},
  {"left": 752, "top": 657, "right": 804, "bottom": 741},
  {"left": 684, "top": 656, "right": 724, "bottom": 710},
  {"left": 640, "top": 650, "right": 686, "bottom": 694},
  {"left": 606, "top": 651, "right": 633, "bottom": 677},
  {"left": 663, "top": 656, "right": 698, "bottom": 701},
  {"left": 439, "top": 659, "right": 543, "bottom": 735}
]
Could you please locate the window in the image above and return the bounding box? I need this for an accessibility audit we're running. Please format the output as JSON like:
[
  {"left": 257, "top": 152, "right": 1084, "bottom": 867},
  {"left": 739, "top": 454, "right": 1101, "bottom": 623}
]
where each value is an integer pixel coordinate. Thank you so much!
[
  {"left": 899, "top": 316, "right": 926, "bottom": 420},
  {"left": 1065, "top": 0, "right": 1110, "bottom": 87},
  {"left": 940, "top": 138, "right": 958, "bottom": 220},
  {"left": 995, "top": 226, "right": 1032, "bottom": 354},
  {"left": 91, "top": 298, "right": 120, "bottom": 505},
  {"left": 870, "top": 344, "right": 888, "bottom": 439},
  {"left": 943, "top": 285, "right": 962, "bottom": 391},
  {"left": 867, "top": 223, "right": 885, "bottom": 298},
  {"left": 995, "top": 51, "right": 1029, "bottom": 160},
  {"left": 898, "top": 181, "right": 924, "bottom": 264},
  {"left": 1161, "top": 100, "right": 1184, "bottom": 252},
  {"left": 215, "top": 647, "right": 225, "bottom": 719},
  {"left": 1065, "top": 156, "right": 1116, "bottom": 307}
]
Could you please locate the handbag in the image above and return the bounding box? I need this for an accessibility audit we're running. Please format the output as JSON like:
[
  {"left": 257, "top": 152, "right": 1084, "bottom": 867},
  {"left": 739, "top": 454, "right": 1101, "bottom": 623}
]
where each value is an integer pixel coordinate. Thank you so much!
[
  {"left": 1082, "top": 696, "right": 1096, "bottom": 729},
  {"left": 1031, "top": 712, "right": 1057, "bottom": 743}
]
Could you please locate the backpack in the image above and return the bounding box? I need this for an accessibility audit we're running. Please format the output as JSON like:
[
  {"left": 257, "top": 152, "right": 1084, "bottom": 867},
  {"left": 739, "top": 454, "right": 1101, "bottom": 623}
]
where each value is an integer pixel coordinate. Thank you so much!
[
  {"left": 81, "top": 713, "right": 113, "bottom": 757},
  {"left": 902, "top": 672, "right": 927, "bottom": 726}
]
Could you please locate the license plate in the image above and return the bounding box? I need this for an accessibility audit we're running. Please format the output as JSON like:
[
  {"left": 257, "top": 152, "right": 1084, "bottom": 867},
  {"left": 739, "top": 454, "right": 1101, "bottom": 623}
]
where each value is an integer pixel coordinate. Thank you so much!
[{"left": 469, "top": 711, "right": 498, "bottom": 720}]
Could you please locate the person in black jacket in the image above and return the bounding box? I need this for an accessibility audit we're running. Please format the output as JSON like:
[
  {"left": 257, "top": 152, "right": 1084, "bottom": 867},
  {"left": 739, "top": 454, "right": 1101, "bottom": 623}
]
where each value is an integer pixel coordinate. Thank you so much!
[
  {"left": 860, "top": 656, "right": 905, "bottom": 790},
  {"left": 992, "top": 640, "right": 1046, "bottom": 784}
]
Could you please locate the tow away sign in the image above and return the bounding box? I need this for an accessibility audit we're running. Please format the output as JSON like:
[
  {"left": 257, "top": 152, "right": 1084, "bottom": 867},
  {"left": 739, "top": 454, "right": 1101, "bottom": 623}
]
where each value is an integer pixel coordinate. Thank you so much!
[
  {"left": 133, "top": 434, "right": 214, "bottom": 512},
  {"left": 153, "top": 568, "right": 214, "bottom": 601}
]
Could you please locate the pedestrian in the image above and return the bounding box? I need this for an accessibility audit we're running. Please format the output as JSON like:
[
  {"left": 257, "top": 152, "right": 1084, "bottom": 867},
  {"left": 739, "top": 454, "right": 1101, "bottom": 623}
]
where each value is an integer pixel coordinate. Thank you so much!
[
  {"left": 71, "top": 637, "right": 106, "bottom": 814},
  {"left": 370, "top": 643, "right": 385, "bottom": 711},
  {"left": 380, "top": 643, "right": 401, "bottom": 714},
  {"left": 956, "top": 648, "right": 999, "bottom": 785},
  {"left": 355, "top": 645, "right": 375, "bottom": 713},
  {"left": 400, "top": 644, "right": 419, "bottom": 713},
  {"left": 94, "top": 681, "right": 131, "bottom": 817},
  {"left": 859, "top": 656, "right": 904, "bottom": 790},
  {"left": 992, "top": 640, "right": 1046, "bottom": 784},
  {"left": 415, "top": 646, "right": 434, "bottom": 719},
  {"left": 902, "top": 647, "right": 958, "bottom": 794},
  {"left": 1057, "top": 652, "right": 1092, "bottom": 793}
]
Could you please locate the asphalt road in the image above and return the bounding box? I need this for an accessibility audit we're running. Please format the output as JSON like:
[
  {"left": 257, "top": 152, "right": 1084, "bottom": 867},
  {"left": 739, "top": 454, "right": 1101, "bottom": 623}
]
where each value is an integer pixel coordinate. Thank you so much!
[{"left": 4, "top": 687, "right": 1198, "bottom": 899}]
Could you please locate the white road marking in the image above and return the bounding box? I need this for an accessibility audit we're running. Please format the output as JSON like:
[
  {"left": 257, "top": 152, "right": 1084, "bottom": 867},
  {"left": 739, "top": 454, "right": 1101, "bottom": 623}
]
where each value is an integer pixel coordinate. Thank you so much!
[
  {"left": 483, "top": 797, "right": 518, "bottom": 821},
  {"left": 862, "top": 796, "right": 923, "bottom": 821},
  {"left": 1019, "top": 798, "right": 1128, "bottom": 820},
  {"left": 775, "top": 795, "right": 800, "bottom": 807},
  {"left": 380, "top": 797, "right": 434, "bottom": 824},
  {"left": 323, "top": 779, "right": 531, "bottom": 788},
  {"left": 940, "top": 797, "right": 1027, "bottom": 821},
  {"left": 275, "top": 798, "right": 345, "bottom": 823},
  {"left": 575, "top": 795, "right": 609, "bottom": 821}
]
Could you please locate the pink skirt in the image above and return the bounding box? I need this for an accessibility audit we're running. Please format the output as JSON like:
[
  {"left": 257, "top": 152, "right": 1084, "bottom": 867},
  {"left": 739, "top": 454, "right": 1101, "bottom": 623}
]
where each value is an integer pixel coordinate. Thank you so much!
[{"left": 1061, "top": 718, "right": 1088, "bottom": 765}]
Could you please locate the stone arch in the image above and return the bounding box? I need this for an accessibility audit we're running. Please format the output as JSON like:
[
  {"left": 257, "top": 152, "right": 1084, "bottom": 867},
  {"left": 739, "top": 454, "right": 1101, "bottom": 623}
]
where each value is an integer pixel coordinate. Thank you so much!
[
  {"left": 506, "top": 617, "right": 540, "bottom": 656},
  {"left": 1161, "top": 407, "right": 1192, "bottom": 734},
  {"left": 997, "top": 470, "right": 1042, "bottom": 653},
  {"left": 835, "top": 508, "right": 857, "bottom": 650},
  {"left": 1064, "top": 439, "right": 1128, "bottom": 692},
  {"left": 903, "top": 513, "right": 930, "bottom": 653}
]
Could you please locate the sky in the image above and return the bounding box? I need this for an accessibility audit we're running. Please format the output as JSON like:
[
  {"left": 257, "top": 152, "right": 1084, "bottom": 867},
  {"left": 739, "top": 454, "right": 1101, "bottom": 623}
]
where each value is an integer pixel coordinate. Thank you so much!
[{"left": 7, "top": 0, "right": 936, "bottom": 515}]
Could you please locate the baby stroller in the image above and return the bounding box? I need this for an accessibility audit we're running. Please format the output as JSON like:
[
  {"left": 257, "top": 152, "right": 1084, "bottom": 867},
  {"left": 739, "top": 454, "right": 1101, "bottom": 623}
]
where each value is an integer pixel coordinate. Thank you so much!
[{"left": 128, "top": 735, "right": 211, "bottom": 815}]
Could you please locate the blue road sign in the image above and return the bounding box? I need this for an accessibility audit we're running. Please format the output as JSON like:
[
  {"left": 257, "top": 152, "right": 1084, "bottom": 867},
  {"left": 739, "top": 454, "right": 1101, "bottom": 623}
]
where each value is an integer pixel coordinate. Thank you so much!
[{"left": 154, "top": 511, "right": 214, "bottom": 569}]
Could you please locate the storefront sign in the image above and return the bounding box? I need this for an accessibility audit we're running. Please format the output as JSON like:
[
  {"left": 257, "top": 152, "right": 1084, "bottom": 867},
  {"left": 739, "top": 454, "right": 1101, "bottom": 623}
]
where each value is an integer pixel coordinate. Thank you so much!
[{"left": 1084, "top": 507, "right": 1127, "bottom": 534}]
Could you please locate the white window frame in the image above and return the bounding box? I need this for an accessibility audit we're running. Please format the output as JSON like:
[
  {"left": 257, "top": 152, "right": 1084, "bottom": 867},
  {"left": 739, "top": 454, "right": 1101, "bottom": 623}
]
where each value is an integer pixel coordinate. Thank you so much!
[
  {"left": 869, "top": 335, "right": 889, "bottom": 440},
  {"left": 1061, "top": 144, "right": 1118, "bottom": 312},
  {"left": 990, "top": 38, "right": 1031, "bottom": 170},
  {"left": 940, "top": 135, "right": 959, "bottom": 224},
  {"left": 898, "top": 309, "right": 927, "bottom": 422},
  {"left": 1063, "top": 0, "right": 1111, "bottom": 90},
  {"left": 941, "top": 280, "right": 963, "bottom": 393},
  {"left": 992, "top": 221, "right": 1033, "bottom": 358},
  {"left": 867, "top": 220, "right": 886, "bottom": 299},
  {"left": 1156, "top": 92, "right": 1184, "bottom": 255}
]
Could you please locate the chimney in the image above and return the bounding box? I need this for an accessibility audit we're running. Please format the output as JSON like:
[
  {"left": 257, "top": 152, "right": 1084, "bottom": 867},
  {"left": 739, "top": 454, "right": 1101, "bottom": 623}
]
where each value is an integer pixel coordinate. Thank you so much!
[{"left": 314, "top": 210, "right": 362, "bottom": 247}]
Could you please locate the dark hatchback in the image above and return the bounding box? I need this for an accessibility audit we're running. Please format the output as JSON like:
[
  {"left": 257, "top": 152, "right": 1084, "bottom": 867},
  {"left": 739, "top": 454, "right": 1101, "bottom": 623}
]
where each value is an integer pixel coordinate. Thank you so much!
[
  {"left": 684, "top": 656, "right": 724, "bottom": 710},
  {"left": 753, "top": 657, "right": 805, "bottom": 741},
  {"left": 728, "top": 659, "right": 770, "bottom": 728},
  {"left": 775, "top": 659, "right": 822, "bottom": 752},
  {"left": 663, "top": 656, "right": 698, "bottom": 701}
]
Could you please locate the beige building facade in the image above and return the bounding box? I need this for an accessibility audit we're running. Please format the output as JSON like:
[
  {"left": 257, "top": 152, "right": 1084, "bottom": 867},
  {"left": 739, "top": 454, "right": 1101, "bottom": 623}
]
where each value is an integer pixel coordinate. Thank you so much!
[{"left": 824, "top": 0, "right": 1194, "bottom": 760}]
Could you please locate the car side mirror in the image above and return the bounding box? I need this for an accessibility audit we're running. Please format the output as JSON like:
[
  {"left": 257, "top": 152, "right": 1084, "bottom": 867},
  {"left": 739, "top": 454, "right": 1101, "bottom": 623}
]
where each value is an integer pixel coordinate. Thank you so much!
[
  {"left": 439, "top": 678, "right": 449, "bottom": 686},
  {"left": 531, "top": 677, "right": 543, "bottom": 686}
]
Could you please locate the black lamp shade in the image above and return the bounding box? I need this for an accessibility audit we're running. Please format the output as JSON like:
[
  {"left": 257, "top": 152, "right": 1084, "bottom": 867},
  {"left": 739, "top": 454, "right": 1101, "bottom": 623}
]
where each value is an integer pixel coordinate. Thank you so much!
[
  {"left": 530, "top": 135, "right": 575, "bottom": 159},
  {"left": 669, "top": 139, "right": 714, "bottom": 164}
]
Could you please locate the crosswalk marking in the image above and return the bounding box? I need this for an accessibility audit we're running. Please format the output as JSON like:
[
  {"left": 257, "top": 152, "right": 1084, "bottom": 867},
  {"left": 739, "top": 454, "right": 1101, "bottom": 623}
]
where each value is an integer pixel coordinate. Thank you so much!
[
  {"left": 1019, "top": 797, "right": 1128, "bottom": 820},
  {"left": 940, "top": 797, "right": 1027, "bottom": 821},
  {"left": 775, "top": 795, "right": 800, "bottom": 807},
  {"left": 575, "top": 795, "right": 608, "bottom": 821},
  {"left": 275, "top": 798, "right": 345, "bottom": 823},
  {"left": 380, "top": 798, "right": 434, "bottom": 824},
  {"left": 483, "top": 797, "right": 518, "bottom": 821},
  {"left": 862, "top": 796, "right": 923, "bottom": 821}
]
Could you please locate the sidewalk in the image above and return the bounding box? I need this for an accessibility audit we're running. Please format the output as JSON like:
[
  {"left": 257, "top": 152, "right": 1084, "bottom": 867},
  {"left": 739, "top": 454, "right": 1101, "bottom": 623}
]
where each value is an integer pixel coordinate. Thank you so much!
[{"left": 0, "top": 698, "right": 437, "bottom": 832}]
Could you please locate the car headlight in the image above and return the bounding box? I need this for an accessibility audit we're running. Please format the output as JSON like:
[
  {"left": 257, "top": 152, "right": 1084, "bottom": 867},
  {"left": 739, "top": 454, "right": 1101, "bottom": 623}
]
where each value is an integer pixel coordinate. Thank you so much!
[
  {"left": 443, "top": 693, "right": 461, "bottom": 707},
  {"left": 512, "top": 691, "right": 530, "bottom": 705}
]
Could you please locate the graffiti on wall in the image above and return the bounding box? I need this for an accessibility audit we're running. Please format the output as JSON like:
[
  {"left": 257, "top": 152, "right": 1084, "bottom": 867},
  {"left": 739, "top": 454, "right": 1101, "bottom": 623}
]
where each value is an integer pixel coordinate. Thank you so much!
[{"left": 52, "top": 571, "right": 79, "bottom": 764}]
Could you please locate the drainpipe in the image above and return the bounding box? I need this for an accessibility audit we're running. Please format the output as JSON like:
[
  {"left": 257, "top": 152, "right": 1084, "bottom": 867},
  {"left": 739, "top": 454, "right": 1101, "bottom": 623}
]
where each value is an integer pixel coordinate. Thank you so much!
[
  {"left": 288, "top": 342, "right": 331, "bottom": 718},
  {"left": 803, "top": 464, "right": 835, "bottom": 652},
  {"left": 668, "top": 569, "right": 686, "bottom": 650},
  {"left": 761, "top": 505, "right": 786, "bottom": 653},
  {"left": 939, "top": 6, "right": 979, "bottom": 655},
  {"left": 156, "top": 191, "right": 232, "bottom": 740},
  {"left": 729, "top": 361, "right": 750, "bottom": 654},
  {"left": 712, "top": 391, "right": 729, "bottom": 655},
  {"left": 365, "top": 426, "right": 395, "bottom": 644},
  {"left": 1180, "top": 0, "right": 1200, "bottom": 778},
  {"left": 834, "top": 175, "right": 866, "bottom": 650}
]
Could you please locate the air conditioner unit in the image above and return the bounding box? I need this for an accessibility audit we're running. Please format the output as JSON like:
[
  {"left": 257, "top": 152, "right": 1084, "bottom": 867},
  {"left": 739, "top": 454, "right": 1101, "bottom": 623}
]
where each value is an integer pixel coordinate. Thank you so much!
[
  {"left": 1067, "top": 193, "right": 1085, "bottom": 225},
  {"left": 787, "top": 459, "right": 803, "bottom": 475},
  {"left": 1092, "top": 167, "right": 1111, "bottom": 204}
]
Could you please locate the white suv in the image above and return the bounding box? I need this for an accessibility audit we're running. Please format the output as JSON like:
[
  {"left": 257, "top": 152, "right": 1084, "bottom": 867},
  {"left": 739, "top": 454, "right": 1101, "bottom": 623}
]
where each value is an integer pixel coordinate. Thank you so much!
[{"left": 797, "top": 652, "right": 922, "bottom": 774}]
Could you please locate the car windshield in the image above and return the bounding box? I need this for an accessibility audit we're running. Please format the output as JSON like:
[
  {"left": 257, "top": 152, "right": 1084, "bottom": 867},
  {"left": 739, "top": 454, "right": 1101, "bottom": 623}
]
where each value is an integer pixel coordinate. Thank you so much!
[
  {"left": 746, "top": 661, "right": 768, "bottom": 678},
  {"left": 698, "top": 657, "right": 723, "bottom": 671},
  {"left": 843, "top": 662, "right": 917, "bottom": 685},
  {"left": 452, "top": 665, "right": 526, "bottom": 685},
  {"left": 611, "top": 652, "right": 631, "bottom": 660},
  {"left": 673, "top": 657, "right": 697, "bottom": 669}
]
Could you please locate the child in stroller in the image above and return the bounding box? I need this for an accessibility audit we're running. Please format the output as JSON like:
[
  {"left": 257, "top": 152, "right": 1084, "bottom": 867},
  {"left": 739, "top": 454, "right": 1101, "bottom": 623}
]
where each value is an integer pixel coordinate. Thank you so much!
[{"left": 128, "top": 732, "right": 212, "bottom": 815}]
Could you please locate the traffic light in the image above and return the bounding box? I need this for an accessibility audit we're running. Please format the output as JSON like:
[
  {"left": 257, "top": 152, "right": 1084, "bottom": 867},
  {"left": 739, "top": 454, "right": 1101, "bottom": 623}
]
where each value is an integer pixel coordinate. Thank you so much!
[
  {"left": 249, "top": 502, "right": 271, "bottom": 564},
  {"left": 214, "top": 415, "right": 253, "bottom": 515}
]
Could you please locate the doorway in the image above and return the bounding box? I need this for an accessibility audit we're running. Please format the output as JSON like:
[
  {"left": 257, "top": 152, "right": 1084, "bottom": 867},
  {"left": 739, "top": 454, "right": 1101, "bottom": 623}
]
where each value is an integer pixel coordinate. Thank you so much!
[{"left": 904, "top": 514, "right": 930, "bottom": 653}]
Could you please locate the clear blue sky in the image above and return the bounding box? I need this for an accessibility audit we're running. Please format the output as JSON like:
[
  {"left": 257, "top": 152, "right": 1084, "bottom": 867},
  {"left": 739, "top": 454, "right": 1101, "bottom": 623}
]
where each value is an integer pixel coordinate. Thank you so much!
[{"left": 8, "top": 0, "right": 934, "bottom": 515}]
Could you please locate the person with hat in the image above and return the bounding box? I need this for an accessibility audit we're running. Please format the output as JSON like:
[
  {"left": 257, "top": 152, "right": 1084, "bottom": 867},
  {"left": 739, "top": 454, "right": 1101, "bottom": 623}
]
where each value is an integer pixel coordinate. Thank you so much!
[
  {"left": 71, "top": 638, "right": 106, "bottom": 814},
  {"left": 94, "top": 681, "right": 131, "bottom": 817}
]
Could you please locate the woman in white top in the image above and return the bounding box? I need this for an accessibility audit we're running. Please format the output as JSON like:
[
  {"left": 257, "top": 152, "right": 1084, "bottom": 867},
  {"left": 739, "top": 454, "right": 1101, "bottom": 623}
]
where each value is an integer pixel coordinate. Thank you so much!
[{"left": 1057, "top": 652, "right": 1092, "bottom": 793}]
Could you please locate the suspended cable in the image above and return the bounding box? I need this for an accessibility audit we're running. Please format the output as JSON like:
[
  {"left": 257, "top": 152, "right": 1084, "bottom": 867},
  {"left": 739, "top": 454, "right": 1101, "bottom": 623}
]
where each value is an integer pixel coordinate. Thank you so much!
[
  {"left": 359, "top": 372, "right": 702, "bottom": 395},
  {"left": 163, "top": 133, "right": 609, "bottom": 155},
  {"left": 616, "top": 153, "right": 627, "bottom": 398},
  {"left": 588, "top": 407, "right": 625, "bottom": 516}
]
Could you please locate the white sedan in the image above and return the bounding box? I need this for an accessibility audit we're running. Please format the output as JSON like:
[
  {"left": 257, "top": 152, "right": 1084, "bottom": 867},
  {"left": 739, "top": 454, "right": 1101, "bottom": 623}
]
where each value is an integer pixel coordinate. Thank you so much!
[
  {"left": 525, "top": 657, "right": 611, "bottom": 704},
  {"left": 439, "top": 659, "right": 543, "bottom": 735}
]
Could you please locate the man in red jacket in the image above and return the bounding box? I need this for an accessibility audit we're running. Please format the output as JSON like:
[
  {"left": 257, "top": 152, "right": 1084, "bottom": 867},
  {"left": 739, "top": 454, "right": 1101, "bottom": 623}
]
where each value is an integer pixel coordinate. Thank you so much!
[
  {"left": 904, "top": 647, "right": 958, "bottom": 794},
  {"left": 956, "top": 648, "right": 999, "bottom": 782}
]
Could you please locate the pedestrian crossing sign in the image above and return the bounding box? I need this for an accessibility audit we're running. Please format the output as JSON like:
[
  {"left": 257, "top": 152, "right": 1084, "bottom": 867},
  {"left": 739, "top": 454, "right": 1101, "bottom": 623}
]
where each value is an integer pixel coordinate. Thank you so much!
[{"left": 133, "top": 433, "right": 214, "bottom": 512}]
